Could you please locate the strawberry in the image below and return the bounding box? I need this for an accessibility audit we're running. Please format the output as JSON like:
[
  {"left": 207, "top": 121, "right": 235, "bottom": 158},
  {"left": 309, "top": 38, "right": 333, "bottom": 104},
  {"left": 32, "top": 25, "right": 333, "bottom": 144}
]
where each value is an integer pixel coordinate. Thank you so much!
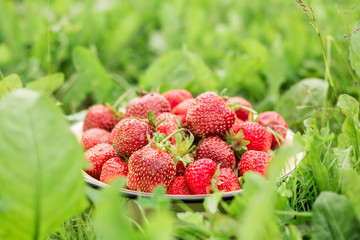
[
  {"left": 185, "top": 158, "right": 217, "bottom": 194},
  {"left": 167, "top": 176, "right": 192, "bottom": 195},
  {"left": 81, "top": 128, "right": 111, "bottom": 150},
  {"left": 234, "top": 121, "right": 272, "bottom": 152},
  {"left": 127, "top": 146, "right": 176, "bottom": 193},
  {"left": 228, "top": 97, "right": 253, "bottom": 121},
  {"left": 124, "top": 92, "right": 171, "bottom": 119},
  {"left": 215, "top": 168, "right": 241, "bottom": 192},
  {"left": 230, "top": 118, "right": 244, "bottom": 134},
  {"left": 111, "top": 118, "right": 152, "bottom": 156},
  {"left": 238, "top": 150, "right": 272, "bottom": 176},
  {"left": 257, "top": 111, "right": 288, "bottom": 149},
  {"left": 83, "top": 104, "right": 119, "bottom": 132},
  {"left": 186, "top": 92, "right": 235, "bottom": 138},
  {"left": 175, "top": 161, "right": 186, "bottom": 176},
  {"left": 172, "top": 98, "right": 196, "bottom": 125},
  {"left": 100, "top": 157, "right": 128, "bottom": 184},
  {"left": 84, "top": 143, "right": 118, "bottom": 179},
  {"left": 162, "top": 89, "right": 193, "bottom": 109},
  {"left": 195, "top": 136, "right": 236, "bottom": 169},
  {"left": 156, "top": 112, "right": 179, "bottom": 145}
]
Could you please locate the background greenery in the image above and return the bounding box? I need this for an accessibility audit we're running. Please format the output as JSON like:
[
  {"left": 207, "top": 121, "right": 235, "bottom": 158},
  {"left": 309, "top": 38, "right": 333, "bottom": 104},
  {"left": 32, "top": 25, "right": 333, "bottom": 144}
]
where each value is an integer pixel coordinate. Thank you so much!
[{"left": 0, "top": 0, "right": 360, "bottom": 239}]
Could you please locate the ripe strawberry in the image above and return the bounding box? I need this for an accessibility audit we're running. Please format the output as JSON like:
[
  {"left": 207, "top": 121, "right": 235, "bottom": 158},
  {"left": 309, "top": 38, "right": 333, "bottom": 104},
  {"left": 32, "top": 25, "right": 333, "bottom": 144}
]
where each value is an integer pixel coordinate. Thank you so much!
[
  {"left": 175, "top": 161, "right": 186, "bottom": 176},
  {"left": 127, "top": 146, "right": 176, "bottom": 193},
  {"left": 215, "top": 168, "right": 241, "bottom": 192},
  {"left": 228, "top": 97, "right": 253, "bottom": 121},
  {"left": 230, "top": 118, "right": 244, "bottom": 134},
  {"left": 81, "top": 128, "right": 111, "bottom": 150},
  {"left": 111, "top": 118, "right": 152, "bottom": 156},
  {"left": 124, "top": 92, "right": 171, "bottom": 119},
  {"left": 156, "top": 112, "right": 179, "bottom": 145},
  {"left": 162, "top": 89, "right": 193, "bottom": 109},
  {"left": 172, "top": 98, "right": 196, "bottom": 125},
  {"left": 258, "top": 111, "right": 288, "bottom": 148},
  {"left": 100, "top": 157, "right": 128, "bottom": 184},
  {"left": 185, "top": 158, "right": 217, "bottom": 194},
  {"left": 186, "top": 92, "right": 235, "bottom": 138},
  {"left": 83, "top": 104, "right": 119, "bottom": 132},
  {"left": 195, "top": 136, "right": 236, "bottom": 169},
  {"left": 84, "top": 143, "right": 118, "bottom": 179},
  {"left": 167, "top": 176, "right": 192, "bottom": 195},
  {"left": 235, "top": 121, "right": 272, "bottom": 152},
  {"left": 238, "top": 150, "right": 272, "bottom": 176}
]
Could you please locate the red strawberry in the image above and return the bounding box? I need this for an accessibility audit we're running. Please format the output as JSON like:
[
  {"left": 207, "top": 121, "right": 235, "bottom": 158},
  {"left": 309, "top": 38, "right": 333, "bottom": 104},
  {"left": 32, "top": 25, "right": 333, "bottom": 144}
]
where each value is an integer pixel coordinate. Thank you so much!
[
  {"left": 172, "top": 98, "right": 196, "bottom": 125},
  {"left": 185, "top": 158, "right": 217, "bottom": 194},
  {"left": 230, "top": 118, "right": 244, "bottom": 134},
  {"left": 162, "top": 89, "right": 193, "bottom": 109},
  {"left": 215, "top": 168, "right": 241, "bottom": 192},
  {"left": 257, "top": 111, "right": 288, "bottom": 148},
  {"left": 84, "top": 143, "right": 118, "bottom": 179},
  {"left": 186, "top": 92, "right": 235, "bottom": 138},
  {"left": 127, "top": 146, "right": 176, "bottom": 193},
  {"left": 238, "top": 150, "right": 272, "bottom": 176},
  {"left": 83, "top": 104, "right": 119, "bottom": 132},
  {"left": 81, "top": 128, "right": 111, "bottom": 150},
  {"left": 124, "top": 92, "right": 171, "bottom": 119},
  {"left": 195, "top": 136, "right": 236, "bottom": 169},
  {"left": 156, "top": 112, "right": 179, "bottom": 145},
  {"left": 235, "top": 121, "right": 272, "bottom": 152},
  {"left": 167, "top": 176, "right": 192, "bottom": 195},
  {"left": 175, "top": 161, "right": 186, "bottom": 176},
  {"left": 111, "top": 118, "right": 152, "bottom": 156},
  {"left": 228, "top": 97, "right": 253, "bottom": 121},
  {"left": 100, "top": 157, "right": 128, "bottom": 184}
]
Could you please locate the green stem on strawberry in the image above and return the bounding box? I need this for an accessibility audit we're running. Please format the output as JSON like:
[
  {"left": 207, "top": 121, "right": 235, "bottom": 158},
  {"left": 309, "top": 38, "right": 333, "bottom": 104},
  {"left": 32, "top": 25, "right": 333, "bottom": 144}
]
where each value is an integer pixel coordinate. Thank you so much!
[{"left": 111, "top": 91, "right": 132, "bottom": 111}]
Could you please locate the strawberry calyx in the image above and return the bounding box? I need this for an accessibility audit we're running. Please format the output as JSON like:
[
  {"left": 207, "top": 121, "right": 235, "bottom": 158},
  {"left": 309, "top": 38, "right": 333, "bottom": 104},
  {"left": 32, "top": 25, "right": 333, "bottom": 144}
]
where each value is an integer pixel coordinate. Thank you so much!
[{"left": 225, "top": 129, "right": 250, "bottom": 159}]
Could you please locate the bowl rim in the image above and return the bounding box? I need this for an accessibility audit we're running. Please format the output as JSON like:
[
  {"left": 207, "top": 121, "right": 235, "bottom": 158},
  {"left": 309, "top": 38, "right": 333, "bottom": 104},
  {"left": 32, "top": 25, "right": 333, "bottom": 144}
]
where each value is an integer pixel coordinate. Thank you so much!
[{"left": 73, "top": 121, "right": 305, "bottom": 203}]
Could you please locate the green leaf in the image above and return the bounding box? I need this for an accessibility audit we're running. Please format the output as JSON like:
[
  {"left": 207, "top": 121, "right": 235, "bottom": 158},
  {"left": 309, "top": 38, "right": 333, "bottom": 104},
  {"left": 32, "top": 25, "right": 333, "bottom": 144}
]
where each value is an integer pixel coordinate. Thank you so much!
[
  {"left": 0, "top": 89, "right": 88, "bottom": 240},
  {"left": 140, "top": 49, "right": 218, "bottom": 94},
  {"left": 275, "top": 78, "right": 328, "bottom": 125},
  {"left": 0, "top": 74, "right": 22, "bottom": 100},
  {"left": 93, "top": 179, "right": 141, "bottom": 240},
  {"left": 341, "top": 116, "right": 360, "bottom": 161},
  {"left": 61, "top": 46, "right": 124, "bottom": 110},
  {"left": 337, "top": 94, "right": 359, "bottom": 123},
  {"left": 311, "top": 192, "right": 360, "bottom": 240},
  {"left": 26, "top": 73, "right": 64, "bottom": 95},
  {"left": 203, "top": 192, "right": 223, "bottom": 215},
  {"left": 341, "top": 170, "right": 360, "bottom": 222},
  {"left": 349, "top": 23, "right": 360, "bottom": 79},
  {"left": 236, "top": 173, "right": 278, "bottom": 240}
]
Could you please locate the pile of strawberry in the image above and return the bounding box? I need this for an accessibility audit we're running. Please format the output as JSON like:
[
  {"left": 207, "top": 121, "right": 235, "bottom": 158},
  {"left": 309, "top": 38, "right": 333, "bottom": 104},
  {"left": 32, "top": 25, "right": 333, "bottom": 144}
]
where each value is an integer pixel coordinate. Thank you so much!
[{"left": 81, "top": 90, "right": 288, "bottom": 195}]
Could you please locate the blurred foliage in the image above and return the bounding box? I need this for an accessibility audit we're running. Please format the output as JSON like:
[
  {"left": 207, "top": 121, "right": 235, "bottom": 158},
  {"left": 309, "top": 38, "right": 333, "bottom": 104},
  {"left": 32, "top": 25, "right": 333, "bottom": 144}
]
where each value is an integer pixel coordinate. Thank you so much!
[{"left": 0, "top": 0, "right": 359, "bottom": 124}]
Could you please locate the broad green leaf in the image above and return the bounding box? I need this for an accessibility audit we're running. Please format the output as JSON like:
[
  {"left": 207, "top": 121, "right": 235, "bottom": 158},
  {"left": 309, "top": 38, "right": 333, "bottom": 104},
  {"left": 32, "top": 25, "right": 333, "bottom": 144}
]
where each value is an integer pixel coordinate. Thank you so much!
[
  {"left": 140, "top": 50, "right": 218, "bottom": 94},
  {"left": 61, "top": 46, "right": 124, "bottom": 110},
  {"left": 349, "top": 23, "right": 360, "bottom": 79},
  {"left": 337, "top": 94, "right": 359, "bottom": 123},
  {"left": 203, "top": 192, "right": 223, "bottom": 214},
  {"left": 311, "top": 192, "right": 360, "bottom": 240},
  {"left": 0, "top": 89, "right": 88, "bottom": 240},
  {"left": 275, "top": 78, "right": 328, "bottom": 125},
  {"left": 341, "top": 116, "right": 360, "bottom": 161},
  {"left": 236, "top": 173, "right": 278, "bottom": 240},
  {"left": 73, "top": 46, "right": 123, "bottom": 102},
  {"left": 341, "top": 170, "right": 360, "bottom": 222},
  {"left": 93, "top": 179, "right": 141, "bottom": 240},
  {"left": 0, "top": 74, "right": 22, "bottom": 100},
  {"left": 26, "top": 73, "right": 64, "bottom": 95}
]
